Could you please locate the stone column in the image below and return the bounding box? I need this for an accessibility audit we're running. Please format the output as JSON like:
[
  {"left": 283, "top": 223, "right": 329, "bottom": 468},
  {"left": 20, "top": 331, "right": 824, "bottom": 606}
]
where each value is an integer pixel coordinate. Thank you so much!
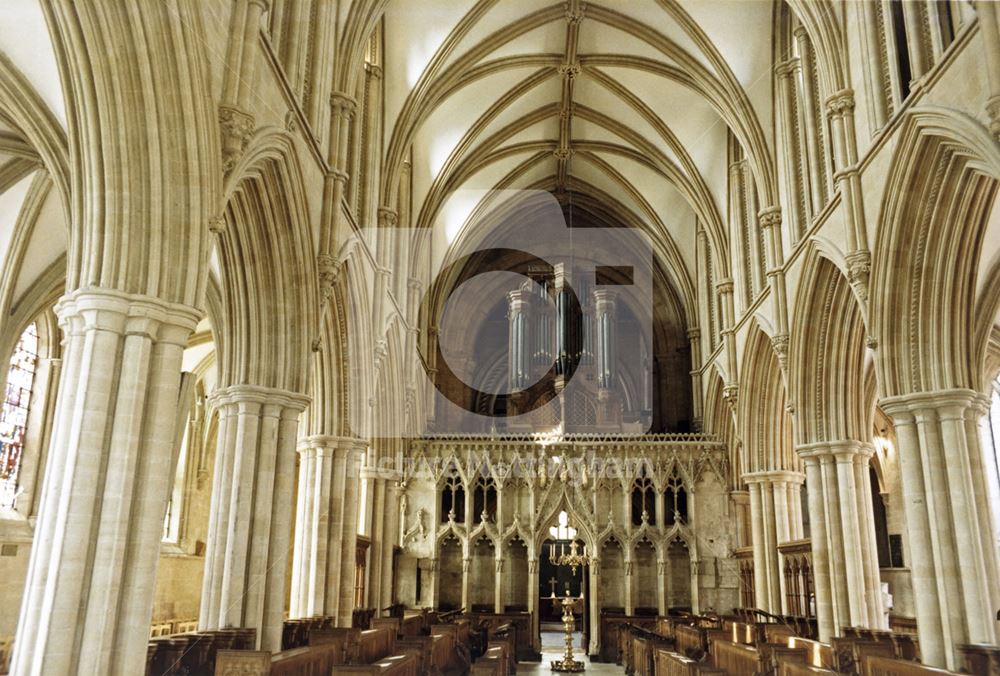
[
  {"left": 11, "top": 289, "right": 199, "bottom": 676},
  {"left": 199, "top": 385, "right": 309, "bottom": 651},
  {"left": 797, "top": 441, "right": 883, "bottom": 641},
  {"left": 289, "top": 435, "right": 366, "bottom": 625},
  {"left": 881, "top": 390, "right": 1000, "bottom": 669},
  {"left": 745, "top": 471, "right": 805, "bottom": 614},
  {"left": 588, "top": 557, "right": 601, "bottom": 656},
  {"left": 528, "top": 557, "right": 541, "bottom": 652}
]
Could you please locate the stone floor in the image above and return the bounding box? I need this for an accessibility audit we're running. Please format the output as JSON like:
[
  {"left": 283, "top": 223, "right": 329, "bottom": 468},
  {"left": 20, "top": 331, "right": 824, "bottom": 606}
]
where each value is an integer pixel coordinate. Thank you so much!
[{"left": 516, "top": 632, "right": 624, "bottom": 674}]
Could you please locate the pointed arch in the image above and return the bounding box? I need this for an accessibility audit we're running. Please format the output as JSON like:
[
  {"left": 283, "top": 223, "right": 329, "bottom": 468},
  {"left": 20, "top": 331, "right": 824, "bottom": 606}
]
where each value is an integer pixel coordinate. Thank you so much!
[
  {"left": 738, "top": 322, "right": 795, "bottom": 473},
  {"left": 789, "top": 246, "right": 870, "bottom": 445},
  {"left": 870, "top": 107, "right": 1000, "bottom": 397}
]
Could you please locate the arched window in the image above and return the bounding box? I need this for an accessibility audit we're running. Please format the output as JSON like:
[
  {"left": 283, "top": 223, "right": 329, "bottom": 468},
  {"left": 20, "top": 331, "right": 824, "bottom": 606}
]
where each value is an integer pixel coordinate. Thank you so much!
[
  {"left": 663, "top": 473, "right": 688, "bottom": 526},
  {"left": 631, "top": 465, "right": 656, "bottom": 525},
  {"left": 0, "top": 322, "right": 39, "bottom": 509},
  {"left": 440, "top": 473, "right": 465, "bottom": 523},
  {"left": 472, "top": 475, "right": 496, "bottom": 523}
]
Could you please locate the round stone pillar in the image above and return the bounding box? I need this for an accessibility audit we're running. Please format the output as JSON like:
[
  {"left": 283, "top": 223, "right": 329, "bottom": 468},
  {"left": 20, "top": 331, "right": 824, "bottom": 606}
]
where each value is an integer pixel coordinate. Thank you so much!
[
  {"left": 198, "top": 384, "right": 309, "bottom": 651},
  {"left": 11, "top": 289, "right": 199, "bottom": 676}
]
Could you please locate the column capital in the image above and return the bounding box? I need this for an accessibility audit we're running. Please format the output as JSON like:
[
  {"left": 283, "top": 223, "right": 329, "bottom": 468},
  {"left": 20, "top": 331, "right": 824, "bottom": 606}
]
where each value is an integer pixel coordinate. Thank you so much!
[
  {"left": 377, "top": 207, "right": 399, "bottom": 228},
  {"left": 297, "top": 434, "right": 368, "bottom": 454},
  {"left": 329, "top": 92, "right": 357, "bottom": 117},
  {"left": 742, "top": 470, "right": 806, "bottom": 486},
  {"left": 757, "top": 206, "right": 782, "bottom": 229},
  {"left": 715, "top": 278, "right": 734, "bottom": 295},
  {"left": 55, "top": 287, "right": 202, "bottom": 346},
  {"left": 825, "top": 89, "right": 856, "bottom": 117},
  {"left": 880, "top": 388, "right": 986, "bottom": 421},
  {"left": 208, "top": 383, "right": 310, "bottom": 411},
  {"left": 795, "top": 439, "right": 873, "bottom": 462}
]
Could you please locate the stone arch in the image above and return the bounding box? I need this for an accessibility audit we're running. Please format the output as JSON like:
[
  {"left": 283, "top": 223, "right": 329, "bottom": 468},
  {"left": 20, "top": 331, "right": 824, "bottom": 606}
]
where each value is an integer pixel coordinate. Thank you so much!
[
  {"left": 738, "top": 322, "right": 796, "bottom": 473},
  {"left": 789, "top": 247, "right": 870, "bottom": 445},
  {"left": 871, "top": 106, "right": 1000, "bottom": 397},
  {"left": 215, "top": 133, "right": 318, "bottom": 394}
]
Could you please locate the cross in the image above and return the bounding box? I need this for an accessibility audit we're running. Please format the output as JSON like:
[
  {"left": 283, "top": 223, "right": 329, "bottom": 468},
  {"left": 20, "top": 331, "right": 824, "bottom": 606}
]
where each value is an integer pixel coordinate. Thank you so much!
[{"left": 548, "top": 577, "right": 558, "bottom": 597}]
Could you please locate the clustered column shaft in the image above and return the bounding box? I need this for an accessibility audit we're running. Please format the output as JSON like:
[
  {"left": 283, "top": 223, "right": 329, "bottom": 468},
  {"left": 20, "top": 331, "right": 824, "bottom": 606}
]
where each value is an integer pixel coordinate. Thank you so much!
[
  {"left": 290, "top": 435, "right": 366, "bottom": 626},
  {"left": 797, "top": 441, "right": 884, "bottom": 641},
  {"left": 12, "top": 289, "right": 199, "bottom": 676},
  {"left": 199, "top": 385, "right": 309, "bottom": 652},
  {"left": 881, "top": 390, "right": 1000, "bottom": 669}
]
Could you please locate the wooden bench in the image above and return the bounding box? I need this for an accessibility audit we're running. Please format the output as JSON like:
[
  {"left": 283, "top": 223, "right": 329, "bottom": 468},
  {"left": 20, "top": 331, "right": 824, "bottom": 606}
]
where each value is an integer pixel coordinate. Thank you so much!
[
  {"left": 470, "top": 643, "right": 511, "bottom": 676},
  {"left": 599, "top": 612, "right": 657, "bottom": 662},
  {"left": 653, "top": 646, "right": 724, "bottom": 675},
  {"left": 787, "top": 637, "right": 834, "bottom": 670},
  {"left": 282, "top": 615, "right": 336, "bottom": 649},
  {"left": 148, "top": 627, "right": 255, "bottom": 676},
  {"left": 958, "top": 643, "right": 1000, "bottom": 675},
  {"left": 215, "top": 645, "right": 419, "bottom": 676},
  {"left": 331, "top": 652, "right": 421, "bottom": 676},
  {"left": 464, "top": 611, "right": 536, "bottom": 661},
  {"left": 860, "top": 654, "right": 959, "bottom": 676},
  {"left": 709, "top": 638, "right": 765, "bottom": 675}
]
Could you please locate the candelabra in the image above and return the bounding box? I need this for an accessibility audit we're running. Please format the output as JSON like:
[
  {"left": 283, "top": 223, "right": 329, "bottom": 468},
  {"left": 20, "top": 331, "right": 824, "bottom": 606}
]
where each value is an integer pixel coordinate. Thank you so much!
[{"left": 549, "top": 540, "right": 589, "bottom": 575}]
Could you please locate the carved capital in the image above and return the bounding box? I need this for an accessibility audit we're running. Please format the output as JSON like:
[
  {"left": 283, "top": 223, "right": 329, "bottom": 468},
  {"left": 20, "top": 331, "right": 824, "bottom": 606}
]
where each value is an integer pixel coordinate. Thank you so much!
[
  {"left": 757, "top": 206, "right": 782, "bottom": 230},
  {"left": 846, "top": 249, "right": 871, "bottom": 302},
  {"left": 377, "top": 207, "right": 398, "bottom": 228},
  {"left": 208, "top": 216, "right": 227, "bottom": 235},
  {"left": 318, "top": 254, "right": 340, "bottom": 305},
  {"left": 365, "top": 63, "right": 383, "bottom": 80},
  {"left": 825, "top": 89, "right": 856, "bottom": 117},
  {"left": 218, "top": 105, "right": 255, "bottom": 174},
  {"left": 774, "top": 58, "right": 800, "bottom": 79},
  {"left": 330, "top": 92, "right": 357, "bottom": 118},
  {"left": 771, "top": 333, "right": 789, "bottom": 370},
  {"left": 722, "top": 385, "right": 738, "bottom": 411},
  {"left": 715, "top": 278, "right": 734, "bottom": 295}
]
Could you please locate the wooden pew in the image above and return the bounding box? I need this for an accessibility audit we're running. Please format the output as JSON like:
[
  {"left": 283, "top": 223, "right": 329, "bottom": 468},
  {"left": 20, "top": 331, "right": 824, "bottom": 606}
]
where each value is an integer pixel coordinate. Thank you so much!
[
  {"left": 653, "top": 646, "right": 725, "bottom": 675},
  {"left": 787, "top": 637, "right": 834, "bottom": 670},
  {"left": 709, "top": 638, "right": 765, "bottom": 675},
  {"left": 355, "top": 627, "right": 397, "bottom": 665},
  {"left": 464, "top": 611, "right": 536, "bottom": 661},
  {"left": 860, "top": 654, "right": 959, "bottom": 676},
  {"left": 331, "top": 652, "right": 421, "bottom": 676},
  {"left": 777, "top": 662, "right": 838, "bottom": 676},
  {"left": 599, "top": 611, "right": 657, "bottom": 662},
  {"left": 470, "top": 643, "right": 511, "bottom": 676},
  {"left": 959, "top": 643, "right": 1000, "bottom": 675},
  {"left": 215, "top": 644, "right": 419, "bottom": 676},
  {"left": 832, "top": 637, "right": 897, "bottom": 674}
]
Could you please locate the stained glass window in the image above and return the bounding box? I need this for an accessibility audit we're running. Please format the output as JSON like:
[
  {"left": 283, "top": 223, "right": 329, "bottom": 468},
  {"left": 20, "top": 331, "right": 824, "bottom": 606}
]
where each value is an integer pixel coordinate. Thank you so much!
[{"left": 0, "top": 322, "right": 38, "bottom": 509}]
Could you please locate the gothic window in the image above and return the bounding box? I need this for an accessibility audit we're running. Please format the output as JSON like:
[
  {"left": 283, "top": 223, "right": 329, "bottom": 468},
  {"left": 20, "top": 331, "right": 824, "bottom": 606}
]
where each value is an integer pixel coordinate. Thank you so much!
[
  {"left": 663, "top": 473, "right": 688, "bottom": 526},
  {"left": 631, "top": 466, "right": 656, "bottom": 525},
  {"left": 440, "top": 474, "right": 465, "bottom": 523},
  {"left": 0, "top": 322, "right": 38, "bottom": 510},
  {"left": 472, "top": 475, "right": 496, "bottom": 523}
]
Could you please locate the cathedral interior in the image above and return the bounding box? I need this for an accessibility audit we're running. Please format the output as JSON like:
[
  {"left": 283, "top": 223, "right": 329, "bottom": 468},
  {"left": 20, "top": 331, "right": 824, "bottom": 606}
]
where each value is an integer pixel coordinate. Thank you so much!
[{"left": 0, "top": 1, "right": 999, "bottom": 675}]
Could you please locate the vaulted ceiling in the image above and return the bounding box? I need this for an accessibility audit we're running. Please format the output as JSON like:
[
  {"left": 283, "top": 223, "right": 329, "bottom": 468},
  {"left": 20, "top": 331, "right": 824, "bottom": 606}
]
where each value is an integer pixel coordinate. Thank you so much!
[{"left": 382, "top": 0, "right": 778, "bottom": 292}]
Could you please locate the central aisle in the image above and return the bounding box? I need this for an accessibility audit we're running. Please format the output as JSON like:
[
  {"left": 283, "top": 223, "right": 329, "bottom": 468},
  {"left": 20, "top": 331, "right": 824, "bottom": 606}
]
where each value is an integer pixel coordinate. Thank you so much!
[{"left": 516, "top": 632, "right": 624, "bottom": 674}]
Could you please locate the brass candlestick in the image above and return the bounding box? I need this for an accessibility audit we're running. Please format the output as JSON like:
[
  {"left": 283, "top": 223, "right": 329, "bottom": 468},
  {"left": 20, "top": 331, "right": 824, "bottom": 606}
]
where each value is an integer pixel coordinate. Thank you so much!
[{"left": 550, "top": 594, "right": 585, "bottom": 672}]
